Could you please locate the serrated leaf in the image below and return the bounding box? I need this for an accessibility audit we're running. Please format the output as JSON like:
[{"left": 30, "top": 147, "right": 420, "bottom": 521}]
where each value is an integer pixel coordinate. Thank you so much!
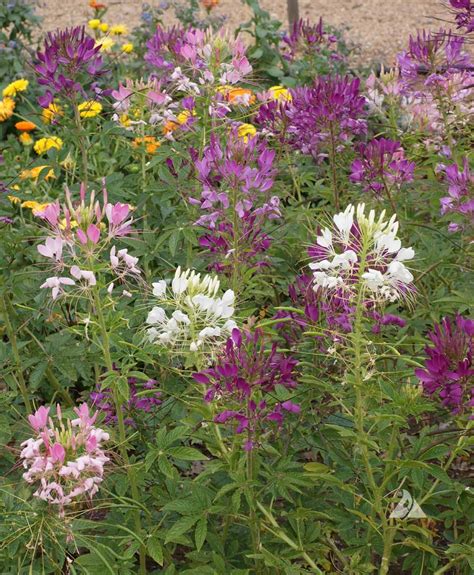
[
  {"left": 194, "top": 517, "right": 207, "bottom": 551},
  {"left": 165, "top": 515, "right": 199, "bottom": 544},
  {"left": 147, "top": 536, "right": 163, "bottom": 565},
  {"left": 168, "top": 447, "right": 208, "bottom": 461},
  {"left": 158, "top": 456, "right": 176, "bottom": 479}
]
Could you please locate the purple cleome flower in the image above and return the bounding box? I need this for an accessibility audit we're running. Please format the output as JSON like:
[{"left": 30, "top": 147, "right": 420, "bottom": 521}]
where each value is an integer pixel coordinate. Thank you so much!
[
  {"left": 449, "top": 0, "right": 474, "bottom": 33},
  {"left": 350, "top": 138, "right": 415, "bottom": 197},
  {"left": 415, "top": 315, "right": 474, "bottom": 415},
  {"left": 439, "top": 157, "right": 474, "bottom": 233},
  {"left": 191, "top": 130, "right": 280, "bottom": 274},
  {"left": 34, "top": 26, "right": 106, "bottom": 107},
  {"left": 193, "top": 328, "right": 299, "bottom": 450},
  {"left": 285, "top": 75, "right": 367, "bottom": 160},
  {"left": 91, "top": 378, "right": 161, "bottom": 427},
  {"left": 281, "top": 17, "right": 340, "bottom": 62}
]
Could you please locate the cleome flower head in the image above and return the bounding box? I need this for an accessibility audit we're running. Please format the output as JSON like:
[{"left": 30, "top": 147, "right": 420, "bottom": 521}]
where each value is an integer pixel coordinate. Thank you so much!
[
  {"left": 308, "top": 204, "right": 415, "bottom": 305},
  {"left": 415, "top": 315, "right": 474, "bottom": 415},
  {"left": 146, "top": 267, "right": 236, "bottom": 355},
  {"left": 20, "top": 403, "right": 109, "bottom": 515}
]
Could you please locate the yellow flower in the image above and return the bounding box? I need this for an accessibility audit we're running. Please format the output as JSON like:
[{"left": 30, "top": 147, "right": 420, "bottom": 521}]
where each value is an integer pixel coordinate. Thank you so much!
[
  {"left": 99, "top": 22, "right": 109, "bottom": 32},
  {"left": 119, "top": 113, "right": 131, "bottom": 127},
  {"left": 237, "top": 123, "right": 257, "bottom": 142},
  {"left": 59, "top": 218, "right": 78, "bottom": 230},
  {"left": 34, "top": 137, "right": 63, "bottom": 155},
  {"left": 2, "top": 79, "right": 29, "bottom": 97},
  {"left": 8, "top": 195, "right": 21, "bottom": 205},
  {"left": 121, "top": 43, "right": 134, "bottom": 53},
  {"left": 19, "top": 132, "right": 33, "bottom": 145},
  {"left": 88, "top": 18, "right": 101, "bottom": 29},
  {"left": 21, "top": 200, "right": 51, "bottom": 213},
  {"left": 42, "top": 103, "right": 63, "bottom": 125},
  {"left": 0, "top": 97, "right": 15, "bottom": 122},
  {"left": 96, "top": 37, "right": 114, "bottom": 51},
  {"left": 268, "top": 85, "right": 292, "bottom": 102},
  {"left": 177, "top": 109, "right": 195, "bottom": 124},
  {"left": 110, "top": 24, "right": 127, "bottom": 35},
  {"left": 77, "top": 100, "right": 103, "bottom": 118},
  {"left": 20, "top": 165, "right": 56, "bottom": 181}
]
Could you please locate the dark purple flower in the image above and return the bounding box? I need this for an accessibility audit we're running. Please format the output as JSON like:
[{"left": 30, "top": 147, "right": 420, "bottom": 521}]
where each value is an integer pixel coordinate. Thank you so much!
[
  {"left": 193, "top": 328, "right": 299, "bottom": 449},
  {"left": 449, "top": 0, "right": 474, "bottom": 33},
  {"left": 439, "top": 157, "right": 474, "bottom": 233},
  {"left": 415, "top": 315, "right": 474, "bottom": 415},
  {"left": 144, "top": 24, "right": 188, "bottom": 73},
  {"left": 285, "top": 75, "right": 367, "bottom": 160},
  {"left": 350, "top": 138, "right": 415, "bottom": 196},
  {"left": 34, "top": 26, "right": 106, "bottom": 105},
  {"left": 281, "top": 17, "right": 341, "bottom": 63},
  {"left": 91, "top": 378, "right": 161, "bottom": 426}
]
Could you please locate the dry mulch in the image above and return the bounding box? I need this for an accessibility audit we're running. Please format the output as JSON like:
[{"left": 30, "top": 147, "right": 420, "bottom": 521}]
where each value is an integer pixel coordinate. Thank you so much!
[{"left": 36, "top": 0, "right": 457, "bottom": 65}]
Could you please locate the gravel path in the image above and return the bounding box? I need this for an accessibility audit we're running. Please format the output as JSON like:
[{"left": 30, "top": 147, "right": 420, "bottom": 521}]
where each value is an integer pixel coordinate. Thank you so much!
[{"left": 36, "top": 0, "right": 455, "bottom": 65}]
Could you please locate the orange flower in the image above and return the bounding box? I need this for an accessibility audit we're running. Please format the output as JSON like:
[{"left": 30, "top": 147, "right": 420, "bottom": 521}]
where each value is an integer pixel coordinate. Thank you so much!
[
  {"left": 217, "top": 85, "right": 255, "bottom": 106},
  {"left": 201, "top": 0, "right": 219, "bottom": 9},
  {"left": 132, "top": 136, "right": 160, "bottom": 154},
  {"left": 89, "top": 0, "right": 106, "bottom": 8},
  {"left": 15, "top": 120, "right": 37, "bottom": 132}
]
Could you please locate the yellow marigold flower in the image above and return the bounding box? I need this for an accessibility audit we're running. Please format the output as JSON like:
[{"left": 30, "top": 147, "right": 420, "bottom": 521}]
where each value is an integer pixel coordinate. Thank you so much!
[
  {"left": 15, "top": 120, "right": 37, "bottom": 132},
  {"left": 19, "top": 132, "right": 33, "bottom": 145},
  {"left": 34, "top": 137, "right": 63, "bottom": 155},
  {"left": 132, "top": 136, "right": 160, "bottom": 154},
  {"left": 77, "top": 100, "right": 102, "bottom": 118},
  {"left": 88, "top": 19, "right": 101, "bottom": 29},
  {"left": 268, "top": 85, "right": 292, "bottom": 102},
  {"left": 21, "top": 201, "right": 51, "bottom": 213},
  {"left": 2, "top": 79, "right": 29, "bottom": 98},
  {"left": 110, "top": 24, "right": 127, "bottom": 35},
  {"left": 0, "top": 97, "right": 15, "bottom": 122},
  {"left": 99, "top": 23, "right": 109, "bottom": 32},
  {"left": 121, "top": 43, "right": 134, "bottom": 53},
  {"left": 96, "top": 37, "right": 114, "bottom": 52},
  {"left": 8, "top": 195, "right": 21, "bottom": 205},
  {"left": 119, "top": 113, "right": 131, "bottom": 127},
  {"left": 42, "top": 103, "right": 63, "bottom": 125},
  {"left": 20, "top": 165, "right": 56, "bottom": 181},
  {"left": 177, "top": 109, "right": 195, "bottom": 124},
  {"left": 237, "top": 123, "right": 257, "bottom": 142}
]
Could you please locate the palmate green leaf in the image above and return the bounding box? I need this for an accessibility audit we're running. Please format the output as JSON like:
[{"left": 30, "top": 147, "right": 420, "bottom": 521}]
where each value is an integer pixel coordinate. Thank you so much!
[
  {"left": 158, "top": 456, "right": 177, "bottom": 479},
  {"left": 147, "top": 535, "right": 164, "bottom": 566},
  {"left": 164, "top": 515, "right": 199, "bottom": 545},
  {"left": 168, "top": 447, "right": 208, "bottom": 461},
  {"left": 194, "top": 516, "right": 207, "bottom": 551}
]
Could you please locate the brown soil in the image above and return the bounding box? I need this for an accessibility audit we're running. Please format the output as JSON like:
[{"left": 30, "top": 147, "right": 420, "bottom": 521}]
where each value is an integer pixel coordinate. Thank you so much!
[{"left": 36, "top": 0, "right": 457, "bottom": 65}]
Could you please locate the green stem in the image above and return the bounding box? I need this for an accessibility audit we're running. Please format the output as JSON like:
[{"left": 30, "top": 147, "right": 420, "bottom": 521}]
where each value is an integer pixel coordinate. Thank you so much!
[
  {"left": 246, "top": 445, "right": 262, "bottom": 574},
  {"left": 73, "top": 104, "right": 89, "bottom": 187},
  {"left": 328, "top": 123, "right": 340, "bottom": 210},
  {"left": 92, "top": 289, "right": 147, "bottom": 574},
  {"left": 1, "top": 294, "right": 32, "bottom": 412}
]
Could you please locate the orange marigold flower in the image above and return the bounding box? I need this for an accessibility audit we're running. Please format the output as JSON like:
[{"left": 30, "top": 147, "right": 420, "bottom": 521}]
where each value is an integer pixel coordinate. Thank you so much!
[
  {"left": 19, "top": 132, "right": 34, "bottom": 145},
  {"left": 132, "top": 136, "right": 160, "bottom": 154},
  {"left": 89, "top": 0, "right": 106, "bottom": 9},
  {"left": 201, "top": 0, "right": 219, "bottom": 9},
  {"left": 15, "top": 120, "right": 37, "bottom": 132},
  {"left": 218, "top": 86, "right": 255, "bottom": 106}
]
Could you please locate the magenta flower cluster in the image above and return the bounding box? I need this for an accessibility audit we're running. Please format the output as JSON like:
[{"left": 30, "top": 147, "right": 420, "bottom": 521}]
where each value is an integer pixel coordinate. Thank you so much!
[
  {"left": 415, "top": 315, "right": 474, "bottom": 415},
  {"left": 20, "top": 404, "right": 109, "bottom": 514},
  {"left": 438, "top": 157, "right": 474, "bottom": 233},
  {"left": 193, "top": 328, "right": 300, "bottom": 450},
  {"left": 285, "top": 75, "right": 367, "bottom": 160},
  {"left": 34, "top": 26, "right": 106, "bottom": 108},
  {"left": 191, "top": 131, "right": 280, "bottom": 273},
  {"left": 350, "top": 138, "right": 415, "bottom": 196},
  {"left": 90, "top": 378, "right": 161, "bottom": 426}
]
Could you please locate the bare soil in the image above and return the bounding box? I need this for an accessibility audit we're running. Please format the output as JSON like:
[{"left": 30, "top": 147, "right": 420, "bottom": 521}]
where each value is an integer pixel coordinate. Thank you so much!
[{"left": 36, "top": 0, "right": 456, "bottom": 65}]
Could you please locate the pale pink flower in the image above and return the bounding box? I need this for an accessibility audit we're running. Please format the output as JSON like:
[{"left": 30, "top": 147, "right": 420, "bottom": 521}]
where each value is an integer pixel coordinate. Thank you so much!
[
  {"left": 40, "top": 276, "right": 75, "bottom": 300},
  {"left": 37, "top": 237, "right": 64, "bottom": 262}
]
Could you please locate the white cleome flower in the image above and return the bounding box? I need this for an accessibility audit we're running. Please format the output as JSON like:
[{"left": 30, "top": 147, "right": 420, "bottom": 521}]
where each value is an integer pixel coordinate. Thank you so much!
[
  {"left": 309, "top": 204, "right": 415, "bottom": 305},
  {"left": 146, "top": 267, "right": 236, "bottom": 356}
]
